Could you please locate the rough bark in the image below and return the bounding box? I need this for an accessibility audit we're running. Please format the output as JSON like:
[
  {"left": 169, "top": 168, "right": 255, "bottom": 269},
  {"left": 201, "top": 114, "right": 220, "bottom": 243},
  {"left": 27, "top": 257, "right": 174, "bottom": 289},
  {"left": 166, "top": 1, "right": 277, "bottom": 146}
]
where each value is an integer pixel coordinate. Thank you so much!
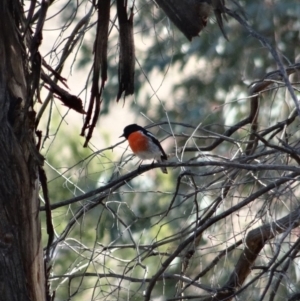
[{"left": 0, "top": 1, "right": 46, "bottom": 301}]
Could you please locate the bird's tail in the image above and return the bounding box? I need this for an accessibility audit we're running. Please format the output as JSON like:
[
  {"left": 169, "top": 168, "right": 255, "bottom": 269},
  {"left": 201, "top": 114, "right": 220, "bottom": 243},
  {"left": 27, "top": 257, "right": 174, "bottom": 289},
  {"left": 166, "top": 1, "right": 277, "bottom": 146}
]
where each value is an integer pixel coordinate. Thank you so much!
[{"left": 158, "top": 156, "right": 168, "bottom": 174}]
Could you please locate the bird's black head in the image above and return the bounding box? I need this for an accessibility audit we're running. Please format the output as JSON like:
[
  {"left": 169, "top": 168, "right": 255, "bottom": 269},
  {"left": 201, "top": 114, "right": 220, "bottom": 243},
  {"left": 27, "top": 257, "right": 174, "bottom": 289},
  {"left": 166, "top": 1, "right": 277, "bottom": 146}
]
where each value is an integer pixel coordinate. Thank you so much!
[{"left": 120, "top": 124, "right": 143, "bottom": 139}]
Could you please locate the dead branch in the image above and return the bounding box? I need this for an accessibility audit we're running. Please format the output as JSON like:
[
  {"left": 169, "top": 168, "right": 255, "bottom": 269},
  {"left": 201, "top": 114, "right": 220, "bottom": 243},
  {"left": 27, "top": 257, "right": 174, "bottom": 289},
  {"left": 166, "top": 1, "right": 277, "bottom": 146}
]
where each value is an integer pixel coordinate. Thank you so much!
[{"left": 200, "top": 207, "right": 300, "bottom": 301}]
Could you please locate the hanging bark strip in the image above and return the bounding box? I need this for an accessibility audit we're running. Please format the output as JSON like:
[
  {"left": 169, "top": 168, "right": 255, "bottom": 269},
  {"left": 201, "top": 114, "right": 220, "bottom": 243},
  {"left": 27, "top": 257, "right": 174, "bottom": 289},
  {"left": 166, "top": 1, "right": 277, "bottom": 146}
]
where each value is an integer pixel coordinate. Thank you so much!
[
  {"left": 154, "top": 0, "right": 227, "bottom": 41},
  {"left": 42, "top": 73, "right": 86, "bottom": 114},
  {"left": 81, "top": 0, "right": 110, "bottom": 147},
  {"left": 116, "top": 0, "right": 135, "bottom": 102},
  {"left": 28, "top": 0, "right": 49, "bottom": 106}
]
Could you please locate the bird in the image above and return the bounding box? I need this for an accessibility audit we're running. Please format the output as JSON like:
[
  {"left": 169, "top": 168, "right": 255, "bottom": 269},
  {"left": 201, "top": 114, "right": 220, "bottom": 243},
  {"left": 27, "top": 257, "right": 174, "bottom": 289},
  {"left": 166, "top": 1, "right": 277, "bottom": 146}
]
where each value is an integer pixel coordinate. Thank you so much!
[{"left": 120, "top": 124, "right": 168, "bottom": 174}]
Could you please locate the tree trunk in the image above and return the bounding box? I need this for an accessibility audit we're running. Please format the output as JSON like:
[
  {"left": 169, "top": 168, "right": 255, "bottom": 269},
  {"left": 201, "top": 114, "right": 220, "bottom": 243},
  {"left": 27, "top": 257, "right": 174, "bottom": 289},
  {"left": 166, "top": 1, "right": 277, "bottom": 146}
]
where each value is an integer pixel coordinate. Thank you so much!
[{"left": 0, "top": 1, "right": 46, "bottom": 300}]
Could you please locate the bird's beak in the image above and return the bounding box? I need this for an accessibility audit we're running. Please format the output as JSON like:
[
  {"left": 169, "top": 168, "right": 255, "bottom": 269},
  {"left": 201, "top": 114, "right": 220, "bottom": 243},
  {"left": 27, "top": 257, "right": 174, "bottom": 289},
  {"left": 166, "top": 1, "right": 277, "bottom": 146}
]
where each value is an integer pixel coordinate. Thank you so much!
[{"left": 119, "top": 134, "right": 124, "bottom": 138}]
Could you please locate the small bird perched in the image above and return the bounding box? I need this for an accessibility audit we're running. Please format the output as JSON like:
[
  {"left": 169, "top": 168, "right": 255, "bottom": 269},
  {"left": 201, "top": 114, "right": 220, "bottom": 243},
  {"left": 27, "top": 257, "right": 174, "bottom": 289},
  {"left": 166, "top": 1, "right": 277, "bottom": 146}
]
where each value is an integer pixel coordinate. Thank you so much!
[{"left": 120, "top": 124, "right": 168, "bottom": 174}]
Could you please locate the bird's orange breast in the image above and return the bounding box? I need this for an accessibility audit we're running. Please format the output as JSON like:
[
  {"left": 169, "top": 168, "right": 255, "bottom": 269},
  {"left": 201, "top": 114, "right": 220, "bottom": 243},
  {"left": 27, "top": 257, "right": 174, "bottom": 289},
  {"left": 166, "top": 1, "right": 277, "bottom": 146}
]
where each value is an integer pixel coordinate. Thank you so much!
[{"left": 127, "top": 131, "right": 149, "bottom": 153}]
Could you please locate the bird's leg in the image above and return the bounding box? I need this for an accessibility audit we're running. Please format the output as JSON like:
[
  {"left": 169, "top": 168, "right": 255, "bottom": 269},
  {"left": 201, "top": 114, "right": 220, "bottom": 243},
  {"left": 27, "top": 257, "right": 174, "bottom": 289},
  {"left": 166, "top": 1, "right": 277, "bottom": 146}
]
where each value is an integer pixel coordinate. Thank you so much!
[{"left": 137, "top": 160, "right": 144, "bottom": 172}]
